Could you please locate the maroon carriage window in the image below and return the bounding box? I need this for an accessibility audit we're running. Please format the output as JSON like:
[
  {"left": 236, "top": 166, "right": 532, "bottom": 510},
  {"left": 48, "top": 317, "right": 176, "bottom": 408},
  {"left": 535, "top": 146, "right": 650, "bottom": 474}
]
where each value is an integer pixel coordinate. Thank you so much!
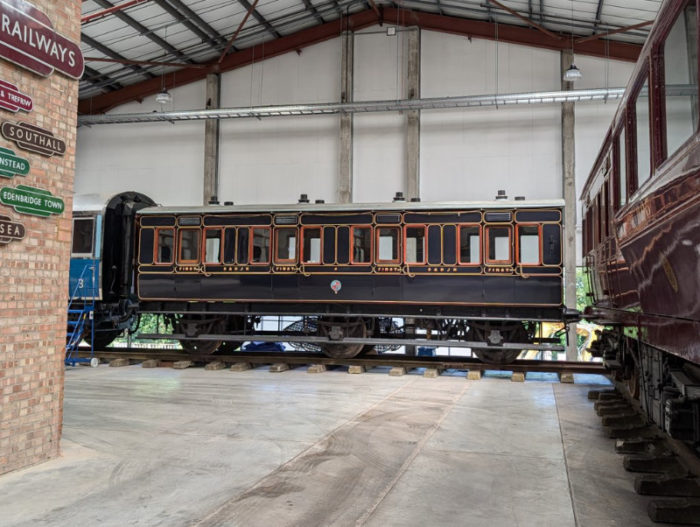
[
  {"left": 178, "top": 229, "right": 200, "bottom": 264},
  {"left": 404, "top": 225, "right": 427, "bottom": 264},
  {"left": 350, "top": 226, "right": 372, "bottom": 264},
  {"left": 458, "top": 224, "right": 481, "bottom": 265},
  {"left": 485, "top": 226, "right": 512, "bottom": 264},
  {"left": 517, "top": 224, "right": 541, "bottom": 266},
  {"left": 301, "top": 227, "right": 322, "bottom": 264},
  {"left": 203, "top": 228, "right": 223, "bottom": 264},
  {"left": 249, "top": 227, "right": 270, "bottom": 265},
  {"left": 376, "top": 227, "right": 400, "bottom": 263},
  {"left": 274, "top": 227, "right": 297, "bottom": 264},
  {"left": 154, "top": 227, "right": 174, "bottom": 264}
]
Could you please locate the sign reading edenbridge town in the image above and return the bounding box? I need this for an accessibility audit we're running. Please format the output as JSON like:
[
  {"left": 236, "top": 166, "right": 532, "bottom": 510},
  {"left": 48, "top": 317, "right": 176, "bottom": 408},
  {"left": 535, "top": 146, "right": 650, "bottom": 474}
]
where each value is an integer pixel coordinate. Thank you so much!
[
  {"left": 0, "top": 79, "right": 31, "bottom": 113},
  {"left": 0, "top": 145, "right": 28, "bottom": 177},
  {"left": 0, "top": 184, "right": 63, "bottom": 217},
  {"left": 0, "top": 212, "right": 24, "bottom": 244},
  {"left": 1, "top": 121, "right": 64, "bottom": 157},
  {"left": 0, "top": 0, "right": 83, "bottom": 79}
]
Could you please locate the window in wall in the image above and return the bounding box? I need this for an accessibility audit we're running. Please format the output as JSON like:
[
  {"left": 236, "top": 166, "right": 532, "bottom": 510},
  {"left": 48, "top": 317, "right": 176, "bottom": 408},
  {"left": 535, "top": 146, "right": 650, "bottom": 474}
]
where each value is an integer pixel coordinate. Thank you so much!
[
  {"left": 664, "top": 1, "right": 698, "bottom": 158},
  {"left": 156, "top": 228, "right": 174, "bottom": 264},
  {"left": 178, "top": 229, "right": 200, "bottom": 263},
  {"left": 458, "top": 225, "right": 480, "bottom": 264},
  {"left": 486, "top": 226, "right": 511, "bottom": 264},
  {"left": 250, "top": 227, "right": 269, "bottom": 264},
  {"left": 518, "top": 225, "right": 540, "bottom": 265},
  {"left": 275, "top": 227, "right": 297, "bottom": 263},
  {"left": 72, "top": 217, "right": 94, "bottom": 255},
  {"left": 404, "top": 226, "right": 426, "bottom": 264},
  {"left": 351, "top": 227, "right": 372, "bottom": 263},
  {"left": 204, "top": 229, "right": 222, "bottom": 263},
  {"left": 223, "top": 228, "right": 236, "bottom": 264},
  {"left": 236, "top": 228, "right": 249, "bottom": 264},
  {"left": 636, "top": 78, "right": 652, "bottom": 187},
  {"left": 302, "top": 227, "right": 322, "bottom": 263},
  {"left": 377, "top": 227, "right": 399, "bottom": 263},
  {"left": 617, "top": 129, "right": 627, "bottom": 208}
]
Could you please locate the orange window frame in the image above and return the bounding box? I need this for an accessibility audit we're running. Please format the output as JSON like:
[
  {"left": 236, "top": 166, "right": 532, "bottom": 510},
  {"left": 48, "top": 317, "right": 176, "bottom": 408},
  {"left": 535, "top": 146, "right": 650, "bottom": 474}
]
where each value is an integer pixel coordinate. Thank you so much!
[
  {"left": 274, "top": 227, "right": 298, "bottom": 264},
  {"left": 516, "top": 224, "right": 542, "bottom": 266},
  {"left": 301, "top": 226, "right": 323, "bottom": 264},
  {"left": 248, "top": 226, "right": 270, "bottom": 265},
  {"left": 153, "top": 227, "right": 174, "bottom": 265},
  {"left": 350, "top": 226, "right": 373, "bottom": 265},
  {"left": 177, "top": 228, "right": 201, "bottom": 264},
  {"left": 485, "top": 225, "right": 512, "bottom": 265},
  {"left": 403, "top": 225, "right": 427, "bottom": 265},
  {"left": 457, "top": 224, "right": 481, "bottom": 265},
  {"left": 202, "top": 227, "right": 224, "bottom": 264},
  {"left": 375, "top": 226, "right": 400, "bottom": 264}
]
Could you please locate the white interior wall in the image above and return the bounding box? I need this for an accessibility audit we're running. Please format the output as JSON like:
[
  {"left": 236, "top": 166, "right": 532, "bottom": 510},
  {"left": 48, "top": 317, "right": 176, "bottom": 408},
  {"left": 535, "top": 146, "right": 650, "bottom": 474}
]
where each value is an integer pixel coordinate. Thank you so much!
[
  {"left": 75, "top": 29, "right": 635, "bottom": 249},
  {"left": 76, "top": 80, "right": 206, "bottom": 205}
]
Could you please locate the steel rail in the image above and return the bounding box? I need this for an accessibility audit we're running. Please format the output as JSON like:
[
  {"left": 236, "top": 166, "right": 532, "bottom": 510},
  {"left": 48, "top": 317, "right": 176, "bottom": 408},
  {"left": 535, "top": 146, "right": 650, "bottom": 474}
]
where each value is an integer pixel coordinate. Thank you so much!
[
  {"left": 135, "top": 332, "right": 566, "bottom": 352},
  {"left": 77, "top": 87, "right": 626, "bottom": 125},
  {"left": 73, "top": 348, "right": 606, "bottom": 374}
]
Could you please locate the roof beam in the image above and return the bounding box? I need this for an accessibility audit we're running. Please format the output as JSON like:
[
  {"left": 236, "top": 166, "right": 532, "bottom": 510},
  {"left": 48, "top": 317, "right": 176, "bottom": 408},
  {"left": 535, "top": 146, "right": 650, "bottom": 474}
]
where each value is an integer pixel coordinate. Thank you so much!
[
  {"left": 151, "top": 0, "right": 226, "bottom": 50},
  {"left": 218, "top": 0, "right": 260, "bottom": 63},
  {"left": 576, "top": 20, "right": 654, "bottom": 44},
  {"left": 301, "top": 0, "right": 326, "bottom": 24},
  {"left": 82, "top": 0, "right": 151, "bottom": 24},
  {"left": 158, "top": 0, "right": 230, "bottom": 48},
  {"left": 82, "top": 65, "right": 124, "bottom": 92},
  {"left": 81, "top": 33, "right": 156, "bottom": 80},
  {"left": 89, "top": 0, "right": 195, "bottom": 63},
  {"left": 235, "top": 0, "right": 281, "bottom": 38},
  {"left": 78, "top": 7, "right": 642, "bottom": 115},
  {"left": 486, "top": 0, "right": 561, "bottom": 40}
]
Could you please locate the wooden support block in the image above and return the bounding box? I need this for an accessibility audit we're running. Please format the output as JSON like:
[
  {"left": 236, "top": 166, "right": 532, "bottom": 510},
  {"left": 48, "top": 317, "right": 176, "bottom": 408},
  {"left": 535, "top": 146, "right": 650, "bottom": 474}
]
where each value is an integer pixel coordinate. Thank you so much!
[
  {"left": 648, "top": 499, "right": 700, "bottom": 525},
  {"left": 423, "top": 368, "right": 442, "bottom": 378},
  {"left": 230, "top": 362, "right": 251, "bottom": 372},
  {"left": 635, "top": 475, "right": 700, "bottom": 497},
  {"left": 141, "top": 359, "right": 160, "bottom": 368},
  {"left": 598, "top": 391, "right": 622, "bottom": 401},
  {"left": 602, "top": 413, "right": 645, "bottom": 427},
  {"left": 467, "top": 370, "right": 482, "bottom": 380},
  {"left": 606, "top": 425, "right": 655, "bottom": 440},
  {"left": 348, "top": 365, "right": 365, "bottom": 374},
  {"left": 172, "top": 360, "right": 193, "bottom": 370},
  {"left": 109, "top": 358, "right": 129, "bottom": 367},
  {"left": 624, "top": 455, "right": 686, "bottom": 475},
  {"left": 596, "top": 403, "right": 631, "bottom": 416},
  {"left": 307, "top": 364, "right": 327, "bottom": 373},
  {"left": 389, "top": 366, "right": 407, "bottom": 376},
  {"left": 269, "top": 363, "right": 289, "bottom": 372},
  {"left": 559, "top": 372, "right": 574, "bottom": 384},
  {"left": 511, "top": 372, "right": 526, "bottom": 382},
  {"left": 205, "top": 361, "right": 226, "bottom": 371}
]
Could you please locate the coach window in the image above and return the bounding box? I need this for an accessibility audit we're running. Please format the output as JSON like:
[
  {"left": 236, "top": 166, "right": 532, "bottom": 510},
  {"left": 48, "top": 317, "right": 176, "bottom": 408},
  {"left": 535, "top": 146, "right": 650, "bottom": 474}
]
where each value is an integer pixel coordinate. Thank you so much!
[
  {"left": 178, "top": 229, "right": 200, "bottom": 263},
  {"left": 155, "top": 228, "right": 174, "bottom": 264},
  {"left": 236, "top": 228, "right": 249, "bottom": 264},
  {"left": 275, "top": 227, "right": 297, "bottom": 263},
  {"left": 71, "top": 217, "right": 94, "bottom": 256},
  {"left": 664, "top": 1, "right": 698, "bottom": 159},
  {"left": 486, "top": 226, "right": 511, "bottom": 264},
  {"left": 458, "top": 225, "right": 480, "bottom": 264},
  {"left": 517, "top": 225, "right": 540, "bottom": 265},
  {"left": 223, "top": 228, "right": 236, "bottom": 264},
  {"left": 635, "top": 78, "right": 652, "bottom": 188},
  {"left": 302, "top": 227, "right": 322, "bottom": 263},
  {"left": 250, "top": 227, "right": 269, "bottom": 264},
  {"left": 377, "top": 227, "right": 400, "bottom": 263},
  {"left": 204, "top": 229, "right": 222, "bottom": 264},
  {"left": 404, "top": 226, "right": 426, "bottom": 264},
  {"left": 616, "top": 128, "right": 627, "bottom": 208},
  {"left": 351, "top": 227, "right": 372, "bottom": 263}
]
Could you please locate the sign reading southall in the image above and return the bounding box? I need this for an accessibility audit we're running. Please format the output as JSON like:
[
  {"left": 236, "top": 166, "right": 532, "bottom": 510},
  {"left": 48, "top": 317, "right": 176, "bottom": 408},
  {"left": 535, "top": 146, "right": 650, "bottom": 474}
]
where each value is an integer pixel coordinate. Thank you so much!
[{"left": 0, "top": 0, "right": 84, "bottom": 79}]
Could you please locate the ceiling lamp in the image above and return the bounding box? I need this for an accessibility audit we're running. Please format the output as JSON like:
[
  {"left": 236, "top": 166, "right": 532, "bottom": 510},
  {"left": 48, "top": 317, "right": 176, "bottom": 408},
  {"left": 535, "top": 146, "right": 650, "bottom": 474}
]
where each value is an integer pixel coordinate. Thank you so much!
[
  {"left": 563, "top": 63, "right": 582, "bottom": 82},
  {"left": 155, "top": 88, "right": 172, "bottom": 105}
]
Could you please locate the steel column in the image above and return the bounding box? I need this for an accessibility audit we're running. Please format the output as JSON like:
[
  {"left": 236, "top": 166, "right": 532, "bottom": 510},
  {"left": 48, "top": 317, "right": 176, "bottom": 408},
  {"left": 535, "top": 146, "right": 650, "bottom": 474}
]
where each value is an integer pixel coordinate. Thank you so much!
[
  {"left": 406, "top": 27, "right": 421, "bottom": 201},
  {"left": 561, "top": 49, "right": 578, "bottom": 364},
  {"left": 203, "top": 74, "right": 221, "bottom": 205},
  {"left": 338, "top": 30, "right": 354, "bottom": 204}
]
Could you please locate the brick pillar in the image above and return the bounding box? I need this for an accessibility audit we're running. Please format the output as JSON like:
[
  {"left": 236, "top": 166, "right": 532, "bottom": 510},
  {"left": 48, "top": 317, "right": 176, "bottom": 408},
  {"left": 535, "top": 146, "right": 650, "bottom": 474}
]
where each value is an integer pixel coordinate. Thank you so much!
[{"left": 0, "top": 0, "right": 81, "bottom": 475}]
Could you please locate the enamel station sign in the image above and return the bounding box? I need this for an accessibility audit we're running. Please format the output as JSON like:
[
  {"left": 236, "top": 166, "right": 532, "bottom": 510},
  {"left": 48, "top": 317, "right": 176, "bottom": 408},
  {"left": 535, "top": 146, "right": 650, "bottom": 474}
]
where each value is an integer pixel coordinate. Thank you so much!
[
  {"left": 0, "top": 0, "right": 84, "bottom": 79},
  {"left": 0, "top": 184, "right": 64, "bottom": 217},
  {"left": 0, "top": 79, "right": 31, "bottom": 112},
  {"left": 1, "top": 121, "right": 65, "bottom": 156}
]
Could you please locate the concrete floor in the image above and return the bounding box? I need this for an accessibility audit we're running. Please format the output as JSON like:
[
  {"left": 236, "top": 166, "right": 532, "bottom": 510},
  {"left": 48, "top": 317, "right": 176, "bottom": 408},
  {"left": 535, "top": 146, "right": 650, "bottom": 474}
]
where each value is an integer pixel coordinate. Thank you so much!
[{"left": 0, "top": 365, "right": 659, "bottom": 526}]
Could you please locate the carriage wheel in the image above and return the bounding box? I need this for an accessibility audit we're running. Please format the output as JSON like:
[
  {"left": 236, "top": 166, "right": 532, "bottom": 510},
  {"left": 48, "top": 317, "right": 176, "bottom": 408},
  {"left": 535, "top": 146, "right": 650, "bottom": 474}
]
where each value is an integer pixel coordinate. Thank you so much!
[
  {"left": 472, "top": 349, "right": 522, "bottom": 365},
  {"left": 175, "top": 316, "right": 224, "bottom": 355},
  {"left": 318, "top": 318, "right": 367, "bottom": 359}
]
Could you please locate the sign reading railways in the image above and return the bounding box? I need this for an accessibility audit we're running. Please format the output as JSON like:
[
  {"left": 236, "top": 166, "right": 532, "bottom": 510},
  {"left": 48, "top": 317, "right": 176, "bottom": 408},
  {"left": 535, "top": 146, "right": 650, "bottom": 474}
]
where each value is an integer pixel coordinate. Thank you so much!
[{"left": 0, "top": 0, "right": 83, "bottom": 79}]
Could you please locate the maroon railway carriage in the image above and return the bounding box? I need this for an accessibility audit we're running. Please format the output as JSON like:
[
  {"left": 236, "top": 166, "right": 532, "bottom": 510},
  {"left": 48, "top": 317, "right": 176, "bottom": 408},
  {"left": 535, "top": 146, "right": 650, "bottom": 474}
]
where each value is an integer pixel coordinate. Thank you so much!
[{"left": 581, "top": 0, "right": 700, "bottom": 446}]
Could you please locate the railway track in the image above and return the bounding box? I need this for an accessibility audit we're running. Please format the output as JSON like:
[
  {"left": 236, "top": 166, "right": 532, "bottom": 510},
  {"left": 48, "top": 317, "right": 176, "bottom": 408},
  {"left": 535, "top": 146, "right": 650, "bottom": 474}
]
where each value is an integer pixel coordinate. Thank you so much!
[{"left": 71, "top": 348, "right": 605, "bottom": 375}]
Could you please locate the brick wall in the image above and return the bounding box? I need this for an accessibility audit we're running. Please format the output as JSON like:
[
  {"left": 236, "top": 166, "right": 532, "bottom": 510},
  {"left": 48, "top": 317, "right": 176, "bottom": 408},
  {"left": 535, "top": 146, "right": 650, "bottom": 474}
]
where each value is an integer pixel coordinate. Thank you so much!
[{"left": 0, "top": 0, "right": 81, "bottom": 475}]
